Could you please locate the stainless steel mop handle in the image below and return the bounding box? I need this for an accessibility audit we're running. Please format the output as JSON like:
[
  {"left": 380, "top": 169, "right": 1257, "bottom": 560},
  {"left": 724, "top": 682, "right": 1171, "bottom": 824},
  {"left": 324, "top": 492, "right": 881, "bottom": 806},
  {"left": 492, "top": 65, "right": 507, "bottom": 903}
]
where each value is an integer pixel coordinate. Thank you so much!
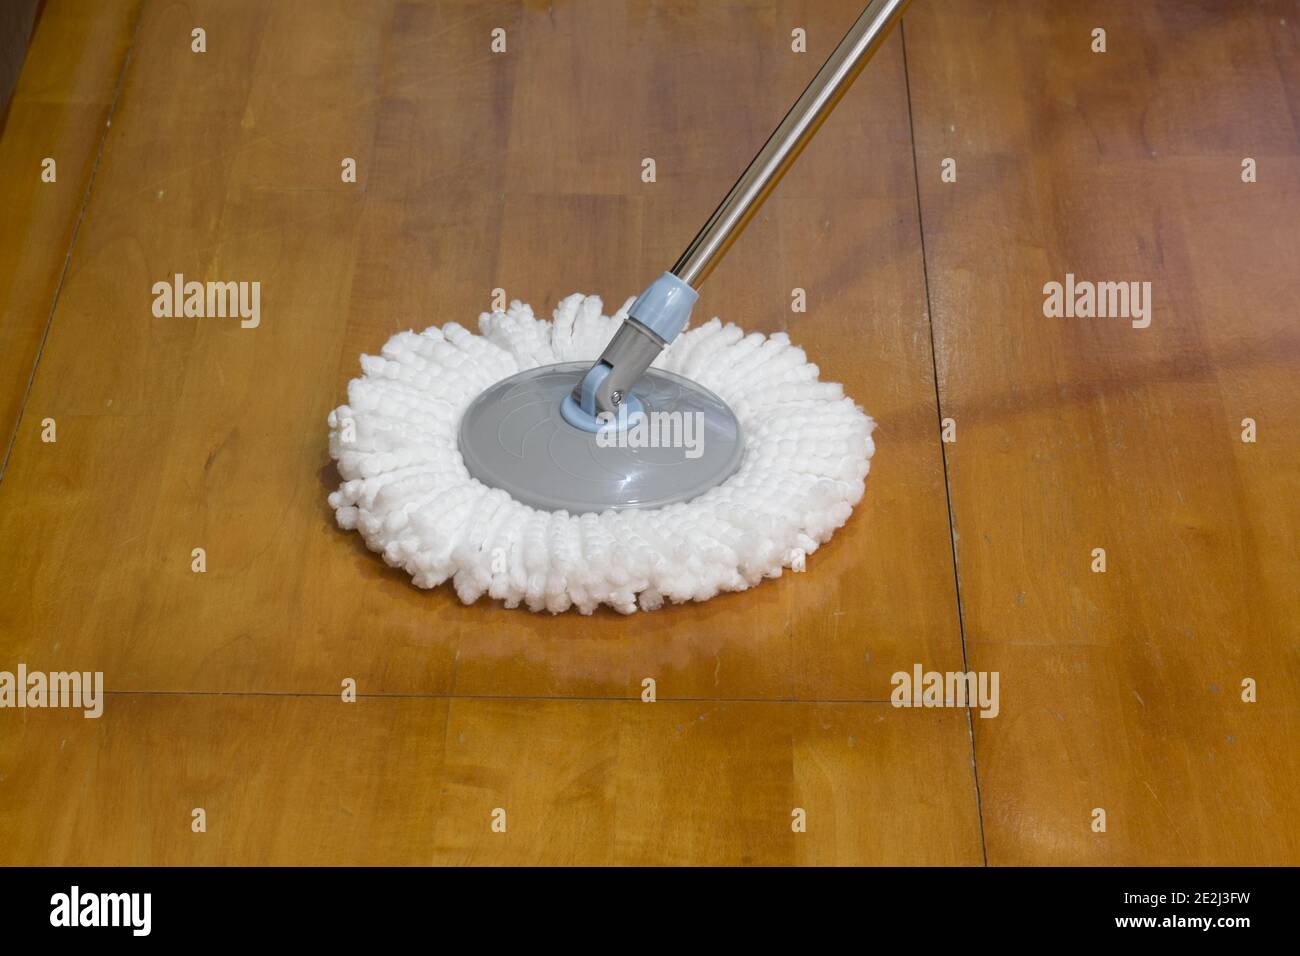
[
  {"left": 670, "top": 0, "right": 911, "bottom": 288},
  {"left": 572, "top": 0, "right": 910, "bottom": 422}
]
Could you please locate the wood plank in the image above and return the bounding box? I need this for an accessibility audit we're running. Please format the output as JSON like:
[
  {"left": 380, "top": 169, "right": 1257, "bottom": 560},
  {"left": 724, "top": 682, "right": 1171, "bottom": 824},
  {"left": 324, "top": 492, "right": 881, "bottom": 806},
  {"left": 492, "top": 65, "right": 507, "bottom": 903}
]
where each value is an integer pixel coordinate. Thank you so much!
[
  {"left": 0, "top": 0, "right": 966, "bottom": 712},
  {"left": 0, "top": 695, "right": 982, "bottom": 865},
  {"left": 0, "top": 0, "right": 141, "bottom": 464},
  {"left": 903, "top": 0, "right": 1300, "bottom": 864},
  {"left": 0, "top": 0, "right": 982, "bottom": 866}
]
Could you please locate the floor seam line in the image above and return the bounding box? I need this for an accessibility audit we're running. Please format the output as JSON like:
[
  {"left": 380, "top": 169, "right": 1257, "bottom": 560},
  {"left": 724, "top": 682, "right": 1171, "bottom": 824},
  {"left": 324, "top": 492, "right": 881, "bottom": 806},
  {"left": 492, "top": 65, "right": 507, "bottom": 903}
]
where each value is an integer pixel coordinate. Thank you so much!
[
  {"left": 0, "top": 2, "right": 146, "bottom": 486},
  {"left": 900, "top": 18, "right": 990, "bottom": 868},
  {"left": 98, "top": 690, "right": 924, "bottom": 705}
]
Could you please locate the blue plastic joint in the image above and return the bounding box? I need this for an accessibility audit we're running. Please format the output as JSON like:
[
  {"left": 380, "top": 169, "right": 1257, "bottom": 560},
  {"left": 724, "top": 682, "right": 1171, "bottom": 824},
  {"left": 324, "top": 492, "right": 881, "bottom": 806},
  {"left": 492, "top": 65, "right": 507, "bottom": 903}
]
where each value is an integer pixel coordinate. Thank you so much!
[
  {"left": 560, "top": 273, "right": 696, "bottom": 433},
  {"left": 630, "top": 272, "right": 698, "bottom": 343},
  {"left": 560, "top": 364, "right": 645, "bottom": 432},
  {"left": 561, "top": 363, "right": 611, "bottom": 432}
]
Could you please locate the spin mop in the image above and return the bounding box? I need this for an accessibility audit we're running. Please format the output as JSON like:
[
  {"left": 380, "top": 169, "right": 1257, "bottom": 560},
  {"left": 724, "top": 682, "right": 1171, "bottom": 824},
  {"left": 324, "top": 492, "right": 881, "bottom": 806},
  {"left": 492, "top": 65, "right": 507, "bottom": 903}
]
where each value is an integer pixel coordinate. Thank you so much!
[{"left": 328, "top": 0, "right": 911, "bottom": 613}]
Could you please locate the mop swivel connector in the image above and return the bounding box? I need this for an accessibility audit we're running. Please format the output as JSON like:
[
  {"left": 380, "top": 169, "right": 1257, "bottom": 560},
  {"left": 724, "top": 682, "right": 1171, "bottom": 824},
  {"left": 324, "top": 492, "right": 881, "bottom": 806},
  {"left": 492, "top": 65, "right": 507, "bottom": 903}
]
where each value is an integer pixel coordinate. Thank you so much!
[
  {"left": 562, "top": 273, "right": 698, "bottom": 432},
  {"left": 560, "top": 359, "right": 645, "bottom": 432}
]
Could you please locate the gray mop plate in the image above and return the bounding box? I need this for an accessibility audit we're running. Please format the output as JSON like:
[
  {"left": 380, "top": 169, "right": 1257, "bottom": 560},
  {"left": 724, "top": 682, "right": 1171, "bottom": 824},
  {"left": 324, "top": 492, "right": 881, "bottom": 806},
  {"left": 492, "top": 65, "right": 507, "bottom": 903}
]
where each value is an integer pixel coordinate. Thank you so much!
[{"left": 458, "top": 361, "right": 744, "bottom": 514}]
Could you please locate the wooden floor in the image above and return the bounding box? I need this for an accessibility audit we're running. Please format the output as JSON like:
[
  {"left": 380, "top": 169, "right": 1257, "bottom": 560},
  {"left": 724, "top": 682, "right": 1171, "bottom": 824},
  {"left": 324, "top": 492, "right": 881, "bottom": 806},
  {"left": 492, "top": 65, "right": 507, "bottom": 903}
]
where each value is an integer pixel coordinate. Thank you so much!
[{"left": 0, "top": 0, "right": 1296, "bottom": 865}]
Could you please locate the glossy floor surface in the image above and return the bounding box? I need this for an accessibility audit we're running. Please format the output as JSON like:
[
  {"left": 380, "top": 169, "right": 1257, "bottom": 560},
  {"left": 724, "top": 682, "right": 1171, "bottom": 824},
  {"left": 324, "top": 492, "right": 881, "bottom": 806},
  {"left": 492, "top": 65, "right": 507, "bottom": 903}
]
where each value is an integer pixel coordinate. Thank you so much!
[{"left": 1, "top": 0, "right": 1296, "bottom": 864}]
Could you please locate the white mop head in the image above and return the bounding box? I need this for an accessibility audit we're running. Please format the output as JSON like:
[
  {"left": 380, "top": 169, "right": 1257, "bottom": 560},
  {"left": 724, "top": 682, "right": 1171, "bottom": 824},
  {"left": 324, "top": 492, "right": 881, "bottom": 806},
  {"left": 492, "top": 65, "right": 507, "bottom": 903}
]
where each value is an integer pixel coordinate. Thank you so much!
[{"left": 327, "top": 293, "right": 875, "bottom": 614}]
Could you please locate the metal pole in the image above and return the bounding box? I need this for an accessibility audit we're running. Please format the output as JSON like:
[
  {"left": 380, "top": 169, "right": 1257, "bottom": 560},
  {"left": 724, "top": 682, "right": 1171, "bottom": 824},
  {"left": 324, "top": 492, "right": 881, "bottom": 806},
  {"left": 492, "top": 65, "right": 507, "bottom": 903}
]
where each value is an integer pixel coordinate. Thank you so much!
[{"left": 671, "top": 0, "right": 912, "bottom": 288}]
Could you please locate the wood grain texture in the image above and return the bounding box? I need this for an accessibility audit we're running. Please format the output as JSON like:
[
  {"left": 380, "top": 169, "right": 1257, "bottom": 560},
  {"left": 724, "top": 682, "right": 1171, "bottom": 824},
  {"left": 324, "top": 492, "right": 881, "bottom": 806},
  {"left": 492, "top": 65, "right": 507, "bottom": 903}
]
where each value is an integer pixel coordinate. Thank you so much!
[
  {"left": 0, "top": 696, "right": 982, "bottom": 866},
  {"left": 0, "top": 0, "right": 963, "bottom": 702},
  {"left": 0, "top": 0, "right": 978, "bottom": 865},
  {"left": 0, "top": 0, "right": 141, "bottom": 465},
  {"left": 903, "top": 0, "right": 1300, "bottom": 864},
  {"left": 3, "top": 0, "right": 1296, "bottom": 868}
]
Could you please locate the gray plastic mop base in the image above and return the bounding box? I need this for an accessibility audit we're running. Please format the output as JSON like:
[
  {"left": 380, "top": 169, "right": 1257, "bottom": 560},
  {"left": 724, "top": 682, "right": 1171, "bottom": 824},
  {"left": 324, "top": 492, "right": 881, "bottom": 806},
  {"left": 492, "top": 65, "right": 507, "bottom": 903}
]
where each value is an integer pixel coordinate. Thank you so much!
[{"left": 457, "top": 361, "right": 744, "bottom": 514}]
